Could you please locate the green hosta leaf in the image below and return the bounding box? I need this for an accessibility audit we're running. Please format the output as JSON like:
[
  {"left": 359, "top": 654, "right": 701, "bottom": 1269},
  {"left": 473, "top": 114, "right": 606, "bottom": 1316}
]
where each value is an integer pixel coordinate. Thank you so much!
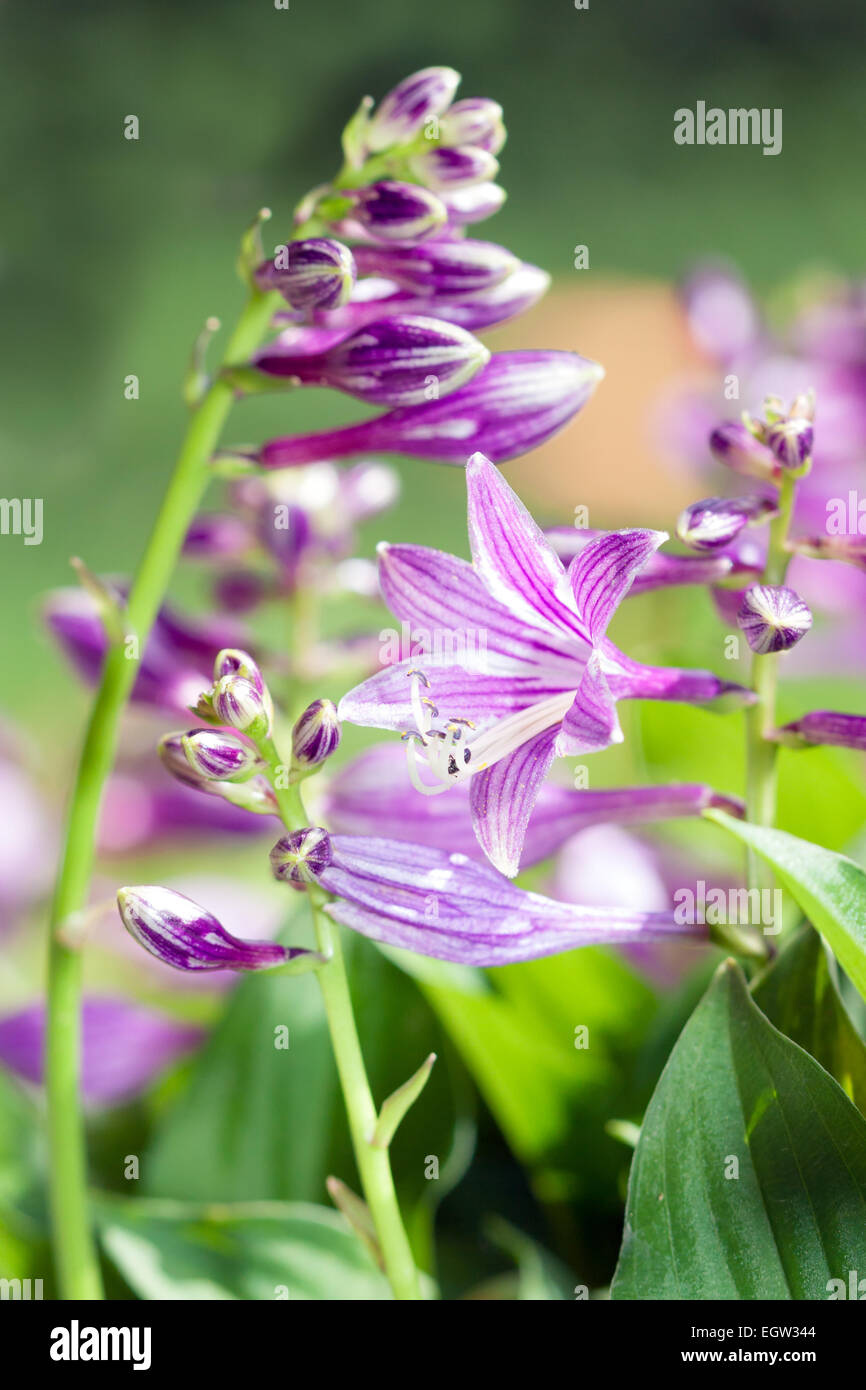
[
  {"left": 145, "top": 956, "right": 336, "bottom": 1204},
  {"left": 708, "top": 811, "right": 866, "bottom": 1003},
  {"left": 752, "top": 925, "right": 866, "bottom": 1116},
  {"left": 612, "top": 960, "right": 866, "bottom": 1300},
  {"left": 96, "top": 1197, "right": 391, "bottom": 1300}
]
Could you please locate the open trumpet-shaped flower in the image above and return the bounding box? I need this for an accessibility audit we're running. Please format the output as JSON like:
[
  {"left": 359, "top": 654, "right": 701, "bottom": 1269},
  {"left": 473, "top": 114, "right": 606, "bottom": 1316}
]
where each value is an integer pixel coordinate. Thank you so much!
[
  {"left": 339, "top": 453, "right": 748, "bottom": 876},
  {"left": 271, "top": 829, "right": 706, "bottom": 967}
]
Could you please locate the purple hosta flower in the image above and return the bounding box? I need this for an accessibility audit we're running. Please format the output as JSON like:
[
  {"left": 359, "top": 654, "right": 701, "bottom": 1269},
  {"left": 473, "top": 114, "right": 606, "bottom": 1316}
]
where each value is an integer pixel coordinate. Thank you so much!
[
  {"left": 270, "top": 827, "right": 333, "bottom": 888},
  {"left": 255, "top": 238, "right": 356, "bottom": 313},
  {"left": 258, "top": 351, "right": 602, "bottom": 468},
  {"left": 407, "top": 145, "right": 499, "bottom": 191},
  {"left": 117, "top": 886, "right": 307, "bottom": 972},
  {"left": 256, "top": 315, "right": 489, "bottom": 407},
  {"left": 318, "top": 740, "right": 742, "bottom": 867},
  {"left": 676, "top": 494, "right": 778, "bottom": 552},
  {"left": 439, "top": 183, "right": 507, "bottom": 226},
  {"left": 291, "top": 699, "right": 341, "bottom": 773},
  {"left": 351, "top": 239, "right": 519, "bottom": 298},
  {"left": 0, "top": 998, "right": 203, "bottom": 1105},
  {"left": 709, "top": 421, "right": 782, "bottom": 483},
  {"left": 737, "top": 584, "right": 813, "bottom": 654},
  {"left": 282, "top": 829, "right": 705, "bottom": 966},
  {"left": 438, "top": 98, "right": 506, "bottom": 155},
  {"left": 775, "top": 709, "right": 866, "bottom": 750},
  {"left": 180, "top": 729, "right": 264, "bottom": 782},
  {"left": 44, "top": 588, "right": 251, "bottom": 714},
  {"left": 364, "top": 67, "right": 461, "bottom": 152},
  {"left": 546, "top": 526, "right": 763, "bottom": 594},
  {"left": 349, "top": 182, "right": 447, "bottom": 243},
  {"left": 182, "top": 512, "right": 253, "bottom": 560},
  {"left": 338, "top": 453, "right": 747, "bottom": 876},
  {"left": 680, "top": 263, "right": 763, "bottom": 363}
]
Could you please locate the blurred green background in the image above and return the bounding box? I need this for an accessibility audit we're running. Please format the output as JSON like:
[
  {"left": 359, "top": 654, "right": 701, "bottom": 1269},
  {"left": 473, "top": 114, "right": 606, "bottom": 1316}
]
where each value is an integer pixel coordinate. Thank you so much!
[
  {"left": 3, "top": 0, "right": 866, "bottom": 1299},
  {"left": 3, "top": 0, "right": 866, "bottom": 730}
]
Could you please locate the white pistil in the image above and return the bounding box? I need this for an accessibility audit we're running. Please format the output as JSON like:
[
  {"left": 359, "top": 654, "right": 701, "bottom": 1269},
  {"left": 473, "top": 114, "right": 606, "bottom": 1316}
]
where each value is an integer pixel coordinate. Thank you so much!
[{"left": 402, "top": 670, "right": 573, "bottom": 796}]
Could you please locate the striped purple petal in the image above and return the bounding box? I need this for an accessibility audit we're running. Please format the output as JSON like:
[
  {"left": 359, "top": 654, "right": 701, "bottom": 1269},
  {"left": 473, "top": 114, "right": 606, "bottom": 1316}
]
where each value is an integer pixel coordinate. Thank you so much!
[
  {"left": 469, "top": 727, "right": 558, "bottom": 877},
  {"left": 257, "top": 350, "right": 602, "bottom": 467},
  {"left": 316, "top": 835, "right": 705, "bottom": 966},
  {"left": 567, "top": 529, "right": 666, "bottom": 642}
]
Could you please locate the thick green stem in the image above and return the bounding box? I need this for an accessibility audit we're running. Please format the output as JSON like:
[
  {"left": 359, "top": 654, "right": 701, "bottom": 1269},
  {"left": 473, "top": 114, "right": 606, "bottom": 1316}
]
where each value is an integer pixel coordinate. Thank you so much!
[
  {"left": 264, "top": 747, "right": 422, "bottom": 1300},
  {"left": 45, "top": 286, "right": 279, "bottom": 1300}
]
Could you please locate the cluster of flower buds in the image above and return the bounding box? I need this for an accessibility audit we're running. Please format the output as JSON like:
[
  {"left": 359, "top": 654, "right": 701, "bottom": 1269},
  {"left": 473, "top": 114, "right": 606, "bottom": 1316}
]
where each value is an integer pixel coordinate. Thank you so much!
[
  {"left": 245, "top": 67, "right": 600, "bottom": 468},
  {"left": 157, "top": 648, "right": 281, "bottom": 815},
  {"left": 743, "top": 391, "right": 815, "bottom": 473}
]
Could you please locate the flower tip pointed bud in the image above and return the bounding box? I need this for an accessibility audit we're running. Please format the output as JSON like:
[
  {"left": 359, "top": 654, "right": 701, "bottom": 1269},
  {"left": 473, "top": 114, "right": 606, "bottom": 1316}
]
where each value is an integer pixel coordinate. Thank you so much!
[
  {"left": 212, "top": 673, "right": 271, "bottom": 739},
  {"left": 270, "top": 827, "right": 332, "bottom": 889},
  {"left": 737, "top": 584, "right": 813, "bottom": 654},
  {"left": 117, "top": 886, "right": 293, "bottom": 972},
  {"left": 291, "top": 698, "right": 341, "bottom": 773},
  {"left": 439, "top": 98, "right": 506, "bottom": 154},
  {"left": 365, "top": 66, "right": 461, "bottom": 152}
]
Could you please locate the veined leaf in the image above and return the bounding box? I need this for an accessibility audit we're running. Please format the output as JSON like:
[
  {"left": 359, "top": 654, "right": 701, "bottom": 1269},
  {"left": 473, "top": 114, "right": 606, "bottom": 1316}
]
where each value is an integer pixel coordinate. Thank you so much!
[
  {"left": 752, "top": 925, "right": 866, "bottom": 1117},
  {"left": 707, "top": 811, "right": 866, "bottom": 1004},
  {"left": 612, "top": 960, "right": 866, "bottom": 1299}
]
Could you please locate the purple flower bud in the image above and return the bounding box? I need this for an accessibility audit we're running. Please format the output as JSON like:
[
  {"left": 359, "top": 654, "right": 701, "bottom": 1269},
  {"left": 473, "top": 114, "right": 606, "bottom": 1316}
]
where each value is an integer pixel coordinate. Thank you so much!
[
  {"left": 350, "top": 181, "right": 447, "bottom": 243},
  {"left": 407, "top": 144, "right": 499, "bottom": 190},
  {"left": 775, "top": 710, "right": 866, "bottom": 750},
  {"left": 182, "top": 512, "right": 252, "bottom": 560},
  {"left": 676, "top": 494, "right": 778, "bottom": 551},
  {"left": 737, "top": 585, "right": 813, "bottom": 654},
  {"left": 158, "top": 734, "right": 279, "bottom": 815},
  {"left": 256, "top": 315, "right": 489, "bottom": 407},
  {"left": 365, "top": 67, "right": 461, "bottom": 152},
  {"left": 709, "top": 421, "right": 782, "bottom": 482},
  {"left": 438, "top": 98, "right": 506, "bottom": 154},
  {"left": 291, "top": 699, "right": 341, "bottom": 772},
  {"left": 214, "top": 646, "right": 267, "bottom": 694},
  {"left": 352, "top": 238, "right": 518, "bottom": 298},
  {"left": 440, "top": 182, "right": 506, "bottom": 226},
  {"left": 788, "top": 534, "right": 866, "bottom": 571},
  {"left": 255, "top": 238, "right": 356, "bottom": 313},
  {"left": 181, "top": 729, "right": 263, "bottom": 782},
  {"left": 270, "top": 827, "right": 332, "bottom": 888},
  {"left": 117, "top": 886, "right": 300, "bottom": 972},
  {"left": 765, "top": 416, "right": 814, "bottom": 469},
  {"left": 258, "top": 350, "right": 603, "bottom": 468},
  {"left": 212, "top": 673, "right": 271, "bottom": 738}
]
